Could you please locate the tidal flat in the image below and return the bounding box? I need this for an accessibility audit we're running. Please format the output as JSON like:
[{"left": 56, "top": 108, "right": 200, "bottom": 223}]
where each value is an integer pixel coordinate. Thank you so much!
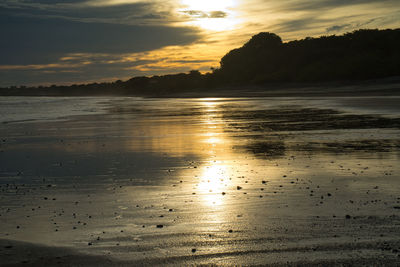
[{"left": 0, "top": 96, "right": 400, "bottom": 266}]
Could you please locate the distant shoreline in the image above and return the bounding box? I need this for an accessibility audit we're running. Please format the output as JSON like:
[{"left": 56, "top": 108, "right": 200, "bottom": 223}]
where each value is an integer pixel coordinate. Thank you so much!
[
  {"left": 164, "top": 77, "right": 400, "bottom": 98},
  {"left": 1, "top": 76, "right": 400, "bottom": 98}
]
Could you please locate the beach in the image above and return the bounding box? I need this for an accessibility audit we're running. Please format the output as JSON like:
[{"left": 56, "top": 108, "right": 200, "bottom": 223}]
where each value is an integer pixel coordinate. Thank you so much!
[{"left": 1, "top": 95, "right": 400, "bottom": 266}]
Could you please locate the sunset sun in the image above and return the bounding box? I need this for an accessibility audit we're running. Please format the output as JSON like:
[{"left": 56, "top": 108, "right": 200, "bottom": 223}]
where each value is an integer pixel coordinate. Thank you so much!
[
  {"left": 180, "top": 0, "right": 240, "bottom": 31},
  {"left": 181, "top": 0, "right": 236, "bottom": 12}
]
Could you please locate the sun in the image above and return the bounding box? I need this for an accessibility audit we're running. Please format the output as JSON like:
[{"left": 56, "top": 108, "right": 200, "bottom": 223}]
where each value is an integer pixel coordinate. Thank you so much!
[
  {"left": 180, "top": 0, "right": 240, "bottom": 31},
  {"left": 182, "top": 0, "right": 236, "bottom": 12}
]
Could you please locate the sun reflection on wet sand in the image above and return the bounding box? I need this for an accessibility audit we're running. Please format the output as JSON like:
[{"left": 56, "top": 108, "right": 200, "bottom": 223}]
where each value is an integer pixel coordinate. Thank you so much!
[
  {"left": 195, "top": 99, "right": 234, "bottom": 218},
  {"left": 197, "top": 163, "right": 230, "bottom": 207},
  {"left": 203, "top": 136, "right": 222, "bottom": 145}
]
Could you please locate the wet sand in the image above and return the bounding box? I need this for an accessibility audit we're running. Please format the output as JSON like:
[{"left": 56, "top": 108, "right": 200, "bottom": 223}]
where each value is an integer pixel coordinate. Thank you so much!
[{"left": 1, "top": 96, "right": 400, "bottom": 266}]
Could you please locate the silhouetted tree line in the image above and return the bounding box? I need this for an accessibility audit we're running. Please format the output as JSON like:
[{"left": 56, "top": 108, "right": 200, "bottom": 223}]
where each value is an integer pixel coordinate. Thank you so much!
[
  {"left": 216, "top": 29, "right": 400, "bottom": 84},
  {"left": 1, "top": 29, "right": 399, "bottom": 96}
]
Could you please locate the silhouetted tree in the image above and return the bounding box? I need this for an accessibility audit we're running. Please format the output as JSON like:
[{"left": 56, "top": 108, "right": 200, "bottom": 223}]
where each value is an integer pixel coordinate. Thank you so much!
[{"left": 217, "top": 29, "right": 400, "bottom": 84}]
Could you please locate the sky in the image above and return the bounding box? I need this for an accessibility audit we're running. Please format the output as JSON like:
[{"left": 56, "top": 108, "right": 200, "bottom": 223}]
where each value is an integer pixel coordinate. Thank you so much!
[{"left": 1, "top": 0, "right": 399, "bottom": 87}]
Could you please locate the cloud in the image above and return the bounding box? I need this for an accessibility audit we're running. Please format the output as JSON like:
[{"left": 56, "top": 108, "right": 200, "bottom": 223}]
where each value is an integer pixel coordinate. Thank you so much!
[
  {"left": 182, "top": 10, "right": 208, "bottom": 18},
  {"left": 0, "top": 10, "right": 201, "bottom": 65},
  {"left": 274, "top": 0, "right": 400, "bottom": 12},
  {"left": 0, "top": 0, "right": 213, "bottom": 86},
  {"left": 0, "top": 0, "right": 175, "bottom": 25},
  {"left": 326, "top": 24, "right": 351, "bottom": 32},
  {"left": 0, "top": 42, "right": 220, "bottom": 86},
  {"left": 209, "top": 11, "right": 228, "bottom": 18},
  {"left": 240, "top": 0, "right": 400, "bottom": 41},
  {"left": 182, "top": 10, "right": 228, "bottom": 19},
  {"left": 0, "top": 52, "right": 159, "bottom": 86}
]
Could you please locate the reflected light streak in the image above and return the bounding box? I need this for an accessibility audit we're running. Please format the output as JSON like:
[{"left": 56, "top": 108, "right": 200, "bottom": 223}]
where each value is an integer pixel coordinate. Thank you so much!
[
  {"left": 200, "top": 99, "right": 218, "bottom": 106},
  {"left": 204, "top": 137, "right": 222, "bottom": 145},
  {"left": 197, "top": 163, "right": 229, "bottom": 207},
  {"left": 197, "top": 99, "right": 232, "bottom": 207},
  {"left": 201, "top": 100, "right": 220, "bottom": 123}
]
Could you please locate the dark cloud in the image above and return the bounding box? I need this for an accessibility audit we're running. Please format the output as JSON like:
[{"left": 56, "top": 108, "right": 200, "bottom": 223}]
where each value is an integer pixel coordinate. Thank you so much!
[
  {"left": 326, "top": 24, "right": 351, "bottom": 32},
  {"left": 0, "top": 1, "right": 206, "bottom": 86},
  {"left": 271, "top": 17, "right": 325, "bottom": 33},
  {"left": 23, "top": 0, "right": 84, "bottom": 3},
  {"left": 0, "top": 10, "right": 201, "bottom": 65},
  {"left": 326, "top": 17, "right": 385, "bottom": 33},
  {"left": 209, "top": 11, "right": 228, "bottom": 18},
  {"left": 269, "top": 7, "right": 395, "bottom": 37},
  {"left": 0, "top": 58, "right": 157, "bottom": 86},
  {"left": 277, "top": 0, "right": 399, "bottom": 12},
  {"left": 0, "top": 1, "right": 171, "bottom": 25},
  {"left": 183, "top": 10, "right": 208, "bottom": 18},
  {"left": 182, "top": 10, "right": 228, "bottom": 19}
]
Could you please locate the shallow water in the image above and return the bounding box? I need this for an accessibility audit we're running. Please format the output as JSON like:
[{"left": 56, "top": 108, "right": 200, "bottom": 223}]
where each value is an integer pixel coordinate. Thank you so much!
[{"left": 1, "top": 97, "right": 400, "bottom": 265}]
